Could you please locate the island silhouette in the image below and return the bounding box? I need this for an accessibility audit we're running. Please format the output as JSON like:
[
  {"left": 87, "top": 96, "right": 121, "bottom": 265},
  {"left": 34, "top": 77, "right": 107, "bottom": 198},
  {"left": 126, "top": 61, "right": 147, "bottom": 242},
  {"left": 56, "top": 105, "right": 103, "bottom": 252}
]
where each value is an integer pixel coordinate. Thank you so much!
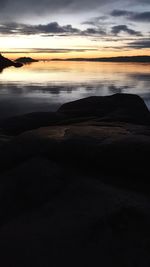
[
  {"left": 0, "top": 53, "right": 23, "bottom": 72},
  {"left": 15, "top": 57, "right": 39, "bottom": 64},
  {"left": 0, "top": 54, "right": 39, "bottom": 72}
]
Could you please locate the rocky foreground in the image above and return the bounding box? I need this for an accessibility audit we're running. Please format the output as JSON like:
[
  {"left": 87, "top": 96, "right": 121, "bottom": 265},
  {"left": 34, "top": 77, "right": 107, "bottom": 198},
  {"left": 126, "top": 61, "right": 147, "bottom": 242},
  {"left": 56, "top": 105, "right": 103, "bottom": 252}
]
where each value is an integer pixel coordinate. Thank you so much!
[{"left": 0, "top": 93, "right": 150, "bottom": 266}]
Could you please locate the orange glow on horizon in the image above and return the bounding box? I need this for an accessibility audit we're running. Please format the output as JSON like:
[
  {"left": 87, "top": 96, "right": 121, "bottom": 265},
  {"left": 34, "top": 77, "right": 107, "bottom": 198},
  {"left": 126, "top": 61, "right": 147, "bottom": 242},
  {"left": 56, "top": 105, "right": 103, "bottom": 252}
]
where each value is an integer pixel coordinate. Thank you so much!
[
  {"left": 1, "top": 60, "right": 150, "bottom": 86},
  {"left": 3, "top": 49, "right": 150, "bottom": 61}
]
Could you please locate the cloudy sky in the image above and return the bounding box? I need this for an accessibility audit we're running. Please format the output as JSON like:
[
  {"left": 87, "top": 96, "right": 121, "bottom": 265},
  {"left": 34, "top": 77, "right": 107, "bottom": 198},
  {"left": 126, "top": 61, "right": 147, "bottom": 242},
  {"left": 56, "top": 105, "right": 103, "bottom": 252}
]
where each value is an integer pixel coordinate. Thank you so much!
[{"left": 0, "top": 0, "right": 150, "bottom": 59}]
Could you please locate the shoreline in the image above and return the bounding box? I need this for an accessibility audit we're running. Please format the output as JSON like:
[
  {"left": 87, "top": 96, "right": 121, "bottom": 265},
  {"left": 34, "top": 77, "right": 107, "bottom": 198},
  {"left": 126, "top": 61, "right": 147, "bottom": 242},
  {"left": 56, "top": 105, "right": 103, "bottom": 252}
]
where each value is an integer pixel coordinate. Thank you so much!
[{"left": 50, "top": 55, "right": 150, "bottom": 63}]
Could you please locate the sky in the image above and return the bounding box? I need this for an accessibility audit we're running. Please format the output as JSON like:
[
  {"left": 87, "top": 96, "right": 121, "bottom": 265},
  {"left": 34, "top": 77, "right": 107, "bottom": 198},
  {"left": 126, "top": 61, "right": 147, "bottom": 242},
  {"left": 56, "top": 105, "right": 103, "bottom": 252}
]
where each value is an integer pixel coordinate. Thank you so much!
[{"left": 0, "top": 0, "right": 150, "bottom": 59}]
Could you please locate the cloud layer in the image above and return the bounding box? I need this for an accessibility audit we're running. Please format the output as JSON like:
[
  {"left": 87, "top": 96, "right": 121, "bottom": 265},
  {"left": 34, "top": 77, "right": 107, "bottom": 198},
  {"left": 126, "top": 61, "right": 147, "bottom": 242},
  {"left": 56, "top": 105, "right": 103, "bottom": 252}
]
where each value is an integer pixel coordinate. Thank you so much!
[
  {"left": 0, "top": 0, "right": 149, "bottom": 21},
  {"left": 0, "top": 0, "right": 116, "bottom": 20},
  {"left": 127, "top": 39, "right": 150, "bottom": 49},
  {"left": 111, "top": 25, "right": 142, "bottom": 36},
  {"left": 0, "top": 22, "right": 107, "bottom": 36},
  {"left": 0, "top": 0, "right": 149, "bottom": 54},
  {"left": 0, "top": 21, "right": 143, "bottom": 38},
  {"left": 111, "top": 10, "right": 150, "bottom": 22}
]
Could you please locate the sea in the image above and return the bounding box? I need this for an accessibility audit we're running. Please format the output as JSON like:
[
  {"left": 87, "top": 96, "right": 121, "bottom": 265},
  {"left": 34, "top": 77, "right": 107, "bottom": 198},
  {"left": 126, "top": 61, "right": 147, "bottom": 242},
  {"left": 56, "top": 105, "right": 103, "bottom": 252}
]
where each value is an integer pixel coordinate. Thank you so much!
[{"left": 0, "top": 60, "right": 150, "bottom": 120}]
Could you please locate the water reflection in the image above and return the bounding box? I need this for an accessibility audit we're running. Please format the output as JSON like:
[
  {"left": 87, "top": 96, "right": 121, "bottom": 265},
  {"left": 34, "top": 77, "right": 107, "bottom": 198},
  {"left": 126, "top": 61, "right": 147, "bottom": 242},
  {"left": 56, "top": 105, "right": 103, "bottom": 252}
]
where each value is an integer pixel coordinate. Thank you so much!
[{"left": 0, "top": 61, "right": 150, "bottom": 119}]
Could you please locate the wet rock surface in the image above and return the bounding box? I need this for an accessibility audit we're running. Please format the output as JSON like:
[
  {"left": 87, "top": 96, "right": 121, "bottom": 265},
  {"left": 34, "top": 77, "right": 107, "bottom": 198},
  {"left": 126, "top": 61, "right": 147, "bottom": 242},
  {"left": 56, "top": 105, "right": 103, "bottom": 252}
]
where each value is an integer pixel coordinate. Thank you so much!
[{"left": 0, "top": 93, "right": 150, "bottom": 266}]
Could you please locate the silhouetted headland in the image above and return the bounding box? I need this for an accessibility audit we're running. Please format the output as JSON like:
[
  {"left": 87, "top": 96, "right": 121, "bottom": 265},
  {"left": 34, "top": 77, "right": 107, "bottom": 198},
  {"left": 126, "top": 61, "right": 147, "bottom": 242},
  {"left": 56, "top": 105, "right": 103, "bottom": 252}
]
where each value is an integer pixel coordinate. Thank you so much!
[
  {"left": 1, "top": 93, "right": 150, "bottom": 266},
  {"left": 15, "top": 57, "right": 39, "bottom": 64},
  {"left": 0, "top": 53, "right": 22, "bottom": 72},
  {"left": 52, "top": 55, "right": 150, "bottom": 63}
]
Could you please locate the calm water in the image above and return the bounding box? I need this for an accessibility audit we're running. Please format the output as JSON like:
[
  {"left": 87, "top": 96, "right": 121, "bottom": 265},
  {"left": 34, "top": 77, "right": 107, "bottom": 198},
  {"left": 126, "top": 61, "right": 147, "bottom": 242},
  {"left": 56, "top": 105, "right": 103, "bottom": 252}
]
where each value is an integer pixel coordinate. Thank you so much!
[{"left": 0, "top": 61, "right": 150, "bottom": 120}]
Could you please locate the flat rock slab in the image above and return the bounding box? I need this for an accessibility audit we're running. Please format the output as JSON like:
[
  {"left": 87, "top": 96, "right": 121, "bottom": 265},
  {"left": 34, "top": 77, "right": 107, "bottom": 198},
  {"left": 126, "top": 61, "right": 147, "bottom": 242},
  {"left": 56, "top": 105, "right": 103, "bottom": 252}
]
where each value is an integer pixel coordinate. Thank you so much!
[{"left": 1, "top": 122, "right": 150, "bottom": 191}]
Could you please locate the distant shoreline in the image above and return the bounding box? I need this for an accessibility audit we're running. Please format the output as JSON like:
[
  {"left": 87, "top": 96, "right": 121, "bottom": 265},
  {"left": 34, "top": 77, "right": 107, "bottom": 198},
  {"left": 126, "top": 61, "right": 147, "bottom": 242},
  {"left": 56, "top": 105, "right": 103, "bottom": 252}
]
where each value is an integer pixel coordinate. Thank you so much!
[{"left": 51, "top": 55, "right": 150, "bottom": 63}]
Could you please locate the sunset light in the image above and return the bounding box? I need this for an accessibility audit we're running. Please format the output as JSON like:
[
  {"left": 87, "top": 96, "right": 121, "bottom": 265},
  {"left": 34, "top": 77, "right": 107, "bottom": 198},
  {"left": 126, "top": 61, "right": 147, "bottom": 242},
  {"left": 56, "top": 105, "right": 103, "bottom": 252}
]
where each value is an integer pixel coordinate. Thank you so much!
[
  {"left": 0, "top": 0, "right": 149, "bottom": 60},
  {"left": 0, "top": 1, "right": 150, "bottom": 265}
]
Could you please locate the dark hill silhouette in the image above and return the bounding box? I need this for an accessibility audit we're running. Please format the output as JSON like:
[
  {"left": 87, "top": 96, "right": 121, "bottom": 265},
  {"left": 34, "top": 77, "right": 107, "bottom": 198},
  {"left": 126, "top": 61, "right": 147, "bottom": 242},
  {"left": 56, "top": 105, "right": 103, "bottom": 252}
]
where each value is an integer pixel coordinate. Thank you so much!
[
  {"left": 15, "top": 57, "right": 38, "bottom": 64},
  {"left": 0, "top": 53, "right": 22, "bottom": 71},
  {"left": 52, "top": 55, "right": 150, "bottom": 63}
]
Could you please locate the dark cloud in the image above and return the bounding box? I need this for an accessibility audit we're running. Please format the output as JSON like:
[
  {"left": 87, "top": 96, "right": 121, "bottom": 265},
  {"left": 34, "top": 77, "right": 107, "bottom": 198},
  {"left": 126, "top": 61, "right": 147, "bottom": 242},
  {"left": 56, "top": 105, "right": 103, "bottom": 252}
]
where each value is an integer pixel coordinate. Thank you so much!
[
  {"left": 111, "top": 10, "right": 131, "bottom": 16},
  {"left": 3, "top": 48, "right": 98, "bottom": 54},
  {"left": 111, "top": 25, "right": 142, "bottom": 36},
  {"left": 36, "top": 22, "right": 80, "bottom": 34},
  {"left": 127, "top": 39, "right": 150, "bottom": 49},
  {"left": 0, "top": 21, "right": 106, "bottom": 36},
  {"left": 0, "top": 22, "right": 79, "bottom": 35},
  {"left": 83, "top": 27, "right": 106, "bottom": 35},
  {"left": 133, "top": 12, "right": 150, "bottom": 22},
  {"left": 0, "top": 0, "right": 117, "bottom": 20},
  {"left": 111, "top": 10, "right": 150, "bottom": 22},
  {"left": 0, "top": 0, "right": 149, "bottom": 22},
  {"left": 82, "top": 16, "right": 108, "bottom": 26}
]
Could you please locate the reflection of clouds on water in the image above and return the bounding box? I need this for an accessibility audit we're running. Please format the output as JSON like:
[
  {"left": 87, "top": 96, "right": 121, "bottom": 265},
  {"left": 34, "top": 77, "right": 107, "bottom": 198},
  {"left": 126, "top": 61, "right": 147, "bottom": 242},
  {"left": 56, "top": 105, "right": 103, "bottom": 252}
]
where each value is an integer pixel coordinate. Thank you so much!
[
  {"left": 0, "top": 79, "right": 150, "bottom": 120},
  {"left": 0, "top": 82, "right": 105, "bottom": 120},
  {"left": 108, "top": 85, "right": 130, "bottom": 94},
  {"left": 129, "top": 73, "right": 150, "bottom": 81},
  {"left": 0, "top": 62, "right": 150, "bottom": 119},
  {"left": 0, "top": 83, "right": 105, "bottom": 96},
  {"left": 128, "top": 73, "right": 150, "bottom": 89}
]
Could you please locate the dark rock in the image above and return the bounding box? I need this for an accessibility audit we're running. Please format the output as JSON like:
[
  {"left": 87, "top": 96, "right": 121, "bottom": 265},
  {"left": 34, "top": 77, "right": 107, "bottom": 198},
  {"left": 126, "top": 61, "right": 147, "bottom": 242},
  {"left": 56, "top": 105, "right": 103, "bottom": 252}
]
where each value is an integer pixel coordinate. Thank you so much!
[
  {"left": 58, "top": 93, "right": 150, "bottom": 125},
  {"left": 0, "top": 157, "right": 66, "bottom": 225},
  {"left": 0, "top": 134, "right": 11, "bottom": 148},
  {"left": 1, "top": 112, "right": 66, "bottom": 135},
  {"left": 0, "top": 53, "right": 23, "bottom": 70},
  {"left": 1, "top": 94, "right": 150, "bottom": 189},
  {"left": 0, "top": 175, "right": 150, "bottom": 267},
  {"left": 1, "top": 93, "right": 150, "bottom": 266},
  {"left": 1, "top": 122, "right": 150, "bottom": 192},
  {"left": 14, "top": 62, "right": 23, "bottom": 68},
  {"left": 1, "top": 93, "right": 150, "bottom": 136}
]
